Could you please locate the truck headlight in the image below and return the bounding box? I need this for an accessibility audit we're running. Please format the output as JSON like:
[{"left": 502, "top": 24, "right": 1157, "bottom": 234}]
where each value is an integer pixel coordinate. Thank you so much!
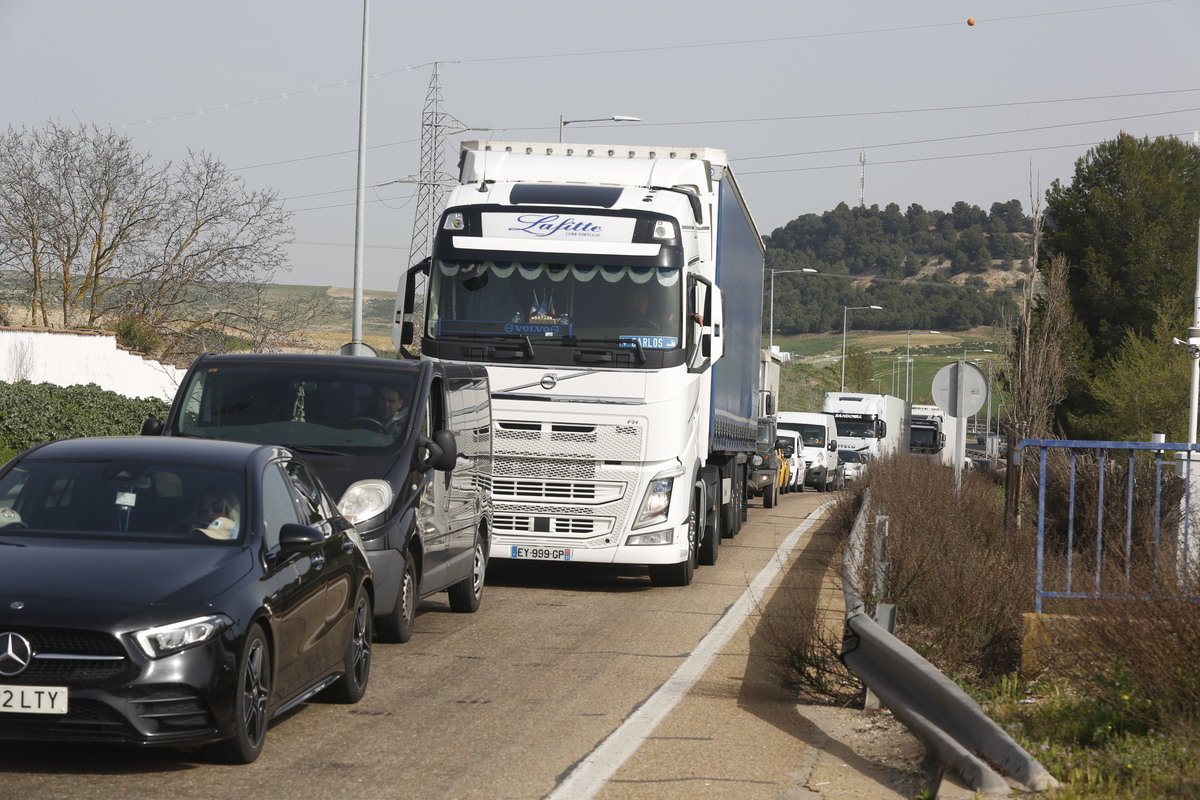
[
  {"left": 633, "top": 477, "right": 673, "bottom": 530},
  {"left": 750, "top": 454, "right": 765, "bottom": 468}
]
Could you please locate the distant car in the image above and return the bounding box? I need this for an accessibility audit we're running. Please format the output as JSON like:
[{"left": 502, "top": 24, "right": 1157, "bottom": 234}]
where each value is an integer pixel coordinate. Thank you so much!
[
  {"left": 776, "top": 431, "right": 805, "bottom": 493},
  {"left": 143, "top": 353, "right": 492, "bottom": 644},
  {"left": 0, "top": 436, "right": 372, "bottom": 763},
  {"left": 839, "top": 449, "right": 872, "bottom": 483}
]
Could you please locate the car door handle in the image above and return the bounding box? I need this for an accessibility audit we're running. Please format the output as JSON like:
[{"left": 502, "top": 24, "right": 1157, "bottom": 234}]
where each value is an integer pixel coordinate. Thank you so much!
[
  {"left": 342, "top": 539, "right": 356, "bottom": 554},
  {"left": 311, "top": 553, "right": 326, "bottom": 570}
]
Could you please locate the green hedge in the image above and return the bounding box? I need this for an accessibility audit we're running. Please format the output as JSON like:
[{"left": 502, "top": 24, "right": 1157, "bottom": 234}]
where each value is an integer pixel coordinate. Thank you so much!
[{"left": 0, "top": 381, "right": 169, "bottom": 463}]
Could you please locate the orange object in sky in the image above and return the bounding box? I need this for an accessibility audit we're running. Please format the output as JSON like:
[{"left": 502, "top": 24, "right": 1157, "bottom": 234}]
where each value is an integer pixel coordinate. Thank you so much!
[{"left": 967, "top": 17, "right": 976, "bottom": 26}]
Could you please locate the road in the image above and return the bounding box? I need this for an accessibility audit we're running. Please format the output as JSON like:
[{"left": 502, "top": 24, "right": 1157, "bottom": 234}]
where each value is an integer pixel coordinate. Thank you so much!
[{"left": 0, "top": 491, "right": 927, "bottom": 799}]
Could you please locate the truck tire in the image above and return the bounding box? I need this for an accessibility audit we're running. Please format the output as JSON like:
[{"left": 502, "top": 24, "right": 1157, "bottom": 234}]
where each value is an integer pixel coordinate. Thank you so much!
[
  {"left": 650, "top": 502, "right": 698, "bottom": 586},
  {"left": 699, "top": 493, "right": 720, "bottom": 565},
  {"left": 763, "top": 483, "right": 776, "bottom": 509},
  {"left": 722, "top": 467, "right": 743, "bottom": 539}
]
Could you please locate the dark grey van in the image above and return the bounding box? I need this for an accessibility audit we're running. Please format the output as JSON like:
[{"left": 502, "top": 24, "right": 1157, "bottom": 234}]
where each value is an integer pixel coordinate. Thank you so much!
[{"left": 144, "top": 354, "right": 492, "bottom": 643}]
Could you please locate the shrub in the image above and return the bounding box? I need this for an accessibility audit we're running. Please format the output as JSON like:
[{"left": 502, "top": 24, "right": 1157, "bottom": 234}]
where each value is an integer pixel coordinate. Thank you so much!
[
  {"left": 114, "top": 315, "right": 161, "bottom": 354},
  {"left": 854, "top": 455, "right": 1036, "bottom": 679},
  {"left": 0, "top": 381, "right": 168, "bottom": 460}
]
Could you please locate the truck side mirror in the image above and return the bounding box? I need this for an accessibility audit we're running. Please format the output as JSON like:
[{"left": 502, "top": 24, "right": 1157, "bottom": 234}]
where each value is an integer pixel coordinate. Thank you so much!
[
  {"left": 828, "top": 439, "right": 837, "bottom": 452},
  {"left": 764, "top": 393, "right": 775, "bottom": 417},
  {"left": 878, "top": 421, "right": 887, "bottom": 439}
]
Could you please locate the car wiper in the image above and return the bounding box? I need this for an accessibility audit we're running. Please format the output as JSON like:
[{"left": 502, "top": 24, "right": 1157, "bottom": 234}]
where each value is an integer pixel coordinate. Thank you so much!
[{"left": 286, "top": 444, "right": 347, "bottom": 457}]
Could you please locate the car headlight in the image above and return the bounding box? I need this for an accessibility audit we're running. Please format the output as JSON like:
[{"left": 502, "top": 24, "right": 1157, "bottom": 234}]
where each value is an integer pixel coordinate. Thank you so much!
[
  {"left": 338, "top": 479, "right": 393, "bottom": 526},
  {"left": 633, "top": 476, "right": 673, "bottom": 530},
  {"left": 750, "top": 454, "right": 764, "bottom": 467},
  {"left": 134, "top": 614, "right": 231, "bottom": 659}
]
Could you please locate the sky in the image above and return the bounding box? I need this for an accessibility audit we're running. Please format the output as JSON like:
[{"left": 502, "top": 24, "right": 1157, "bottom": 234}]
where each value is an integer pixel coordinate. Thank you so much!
[{"left": 3, "top": 0, "right": 1198, "bottom": 292}]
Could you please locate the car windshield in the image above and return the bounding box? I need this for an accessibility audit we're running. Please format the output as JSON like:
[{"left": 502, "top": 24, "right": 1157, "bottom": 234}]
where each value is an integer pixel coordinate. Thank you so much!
[
  {"left": 0, "top": 458, "right": 246, "bottom": 543},
  {"left": 173, "top": 363, "right": 418, "bottom": 451}
]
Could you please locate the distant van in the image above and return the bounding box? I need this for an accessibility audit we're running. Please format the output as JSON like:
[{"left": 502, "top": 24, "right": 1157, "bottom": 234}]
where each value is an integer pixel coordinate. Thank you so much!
[{"left": 777, "top": 411, "right": 844, "bottom": 492}]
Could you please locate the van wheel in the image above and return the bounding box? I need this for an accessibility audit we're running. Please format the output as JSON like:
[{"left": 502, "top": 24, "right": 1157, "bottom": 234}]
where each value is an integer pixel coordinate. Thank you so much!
[
  {"left": 448, "top": 531, "right": 486, "bottom": 613},
  {"left": 376, "top": 548, "right": 417, "bottom": 643}
]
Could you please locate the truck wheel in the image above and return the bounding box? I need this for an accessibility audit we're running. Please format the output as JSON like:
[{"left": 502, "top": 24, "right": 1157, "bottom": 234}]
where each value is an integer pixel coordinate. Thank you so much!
[
  {"left": 699, "top": 496, "right": 720, "bottom": 566},
  {"left": 722, "top": 468, "right": 742, "bottom": 539},
  {"left": 763, "top": 483, "right": 776, "bottom": 509},
  {"left": 376, "top": 548, "right": 417, "bottom": 643},
  {"left": 448, "top": 530, "right": 487, "bottom": 613},
  {"left": 649, "top": 502, "right": 698, "bottom": 586}
]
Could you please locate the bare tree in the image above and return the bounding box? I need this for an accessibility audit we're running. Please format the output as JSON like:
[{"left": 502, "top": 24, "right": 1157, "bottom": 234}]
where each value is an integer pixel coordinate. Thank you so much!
[{"left": 0, "top": 122, "right": 292, "bottom": 337}]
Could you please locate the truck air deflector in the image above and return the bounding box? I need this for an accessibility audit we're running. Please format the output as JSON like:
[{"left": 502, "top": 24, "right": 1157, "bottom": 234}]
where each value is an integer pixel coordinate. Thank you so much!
[{"left": 508, "top": 184, "right": 623, "bottom": 207}]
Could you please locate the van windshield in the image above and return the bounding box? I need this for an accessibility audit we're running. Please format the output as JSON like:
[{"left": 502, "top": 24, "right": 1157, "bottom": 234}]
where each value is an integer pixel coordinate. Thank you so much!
[{"left": 174, "top": 363, "right": 418, "bottom": 452}]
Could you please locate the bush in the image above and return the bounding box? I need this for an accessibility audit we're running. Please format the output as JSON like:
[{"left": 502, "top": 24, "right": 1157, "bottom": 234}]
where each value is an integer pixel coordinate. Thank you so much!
[
  {"left": 853, "top": 455, "right": 1036, "bottom": 679},
  {"left": 114, "top": 315, "right": 161, "bottom": 354},
  {"left": 0, "top": 381, "right": 168, "bottom": 461}
]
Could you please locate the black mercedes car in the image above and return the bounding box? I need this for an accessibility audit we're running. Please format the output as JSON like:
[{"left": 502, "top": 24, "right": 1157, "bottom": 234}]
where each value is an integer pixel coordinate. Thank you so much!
[{"left": 0, "top": 436, "right": 373, "bottom": 763}]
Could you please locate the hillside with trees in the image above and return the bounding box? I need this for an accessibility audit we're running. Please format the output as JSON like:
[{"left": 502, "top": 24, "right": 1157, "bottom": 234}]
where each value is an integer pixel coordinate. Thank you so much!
[{"left": 763, "top": 200, "right": 1032, "bottom": 336}]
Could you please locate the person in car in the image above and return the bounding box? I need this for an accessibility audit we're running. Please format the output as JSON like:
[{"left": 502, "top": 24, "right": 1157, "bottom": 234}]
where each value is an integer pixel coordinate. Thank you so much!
[
  {"left": 192, "top": 487, "right": 240, "bottom": 540},
  {"left": 372, "top": 385, "right": 411, "bottom": 433}
]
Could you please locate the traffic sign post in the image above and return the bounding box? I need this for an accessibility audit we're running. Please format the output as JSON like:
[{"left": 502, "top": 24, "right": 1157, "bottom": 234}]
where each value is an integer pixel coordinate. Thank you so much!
[{"left": 931, "top": 361, "right": 988, "bottom": 488}]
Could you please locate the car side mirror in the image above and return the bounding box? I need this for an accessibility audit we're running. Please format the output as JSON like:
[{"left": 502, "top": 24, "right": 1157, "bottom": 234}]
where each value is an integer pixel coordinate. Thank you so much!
[
  {"left": 141, "top": 416, "right": 163, "bottom": 436},
  {"left": 422, "top": 429, "right": 459, "bottom": 471},
  {"left": 279, "top": 523, "right": 324, "bottom": 551}
]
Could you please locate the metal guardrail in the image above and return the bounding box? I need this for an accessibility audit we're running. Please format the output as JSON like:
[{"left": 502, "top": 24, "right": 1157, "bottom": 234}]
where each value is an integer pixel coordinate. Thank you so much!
[
  {"left": 1017, "top": 439, "right": 1200, "bottom": 613},
  {"left": 839, "top": 489, "right": 1058, "bottom": 795}
]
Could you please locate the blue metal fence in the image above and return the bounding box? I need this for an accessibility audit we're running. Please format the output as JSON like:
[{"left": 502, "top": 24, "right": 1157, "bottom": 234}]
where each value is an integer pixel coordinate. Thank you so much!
[{"left": 1017, "top": 439, "right": 1200, "bottom": 613}]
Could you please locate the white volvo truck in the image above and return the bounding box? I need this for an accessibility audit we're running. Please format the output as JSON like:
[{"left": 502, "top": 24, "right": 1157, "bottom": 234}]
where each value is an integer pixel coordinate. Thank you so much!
[{"left": 393, "top": 141, "right": 764, "bottom": 586}]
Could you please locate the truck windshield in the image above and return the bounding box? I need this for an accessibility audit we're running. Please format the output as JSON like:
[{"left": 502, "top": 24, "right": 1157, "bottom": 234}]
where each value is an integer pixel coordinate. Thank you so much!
[
  {"left": 835, "top": 419, "right": 876, "bottom": 438},
  {"left": 426, "top": 259, "right": 681, "bottom": 350}
]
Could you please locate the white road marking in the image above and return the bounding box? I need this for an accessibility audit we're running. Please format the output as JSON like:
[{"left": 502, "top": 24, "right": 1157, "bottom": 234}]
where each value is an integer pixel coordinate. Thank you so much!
[{"left": 547, "top": 504, "right": 831, "bottom": 799}]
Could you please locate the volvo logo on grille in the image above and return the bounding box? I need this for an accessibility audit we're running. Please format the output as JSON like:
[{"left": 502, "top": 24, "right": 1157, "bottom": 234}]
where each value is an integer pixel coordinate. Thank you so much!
[
  {"left": 0, "top": 632, "right": 33, "bottom": 677},
  {"left": 540, "top": 373, "right": 558, "bottom": 390}
]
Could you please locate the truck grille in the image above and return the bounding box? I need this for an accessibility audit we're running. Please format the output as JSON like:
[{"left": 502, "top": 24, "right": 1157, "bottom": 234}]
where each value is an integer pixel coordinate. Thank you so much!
[{"left": 492, "top": 478, "right": 624, "bottom": 504}]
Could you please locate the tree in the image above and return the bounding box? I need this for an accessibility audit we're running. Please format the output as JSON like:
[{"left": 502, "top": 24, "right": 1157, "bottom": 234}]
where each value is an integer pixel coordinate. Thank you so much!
[
  {"left": 0, "top": 122, "right": 297, "bottom": 359},
  {"left": 1043, "top": 133, "right": 1200, "bottom": 361},
  {"left": 843, "top": 346, "right": 874, "bottom": 391}
]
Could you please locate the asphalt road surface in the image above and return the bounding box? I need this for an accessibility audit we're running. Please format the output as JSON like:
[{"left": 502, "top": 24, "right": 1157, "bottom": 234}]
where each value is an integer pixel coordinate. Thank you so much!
[{"left": 0, "top": 490, "right": 927, "bottom": 799}]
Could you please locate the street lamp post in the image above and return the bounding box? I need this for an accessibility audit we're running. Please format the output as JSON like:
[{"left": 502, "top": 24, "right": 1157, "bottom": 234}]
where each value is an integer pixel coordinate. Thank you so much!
[
  {"left": 767, "top": 268, "right": 817, "bottom": 350},
  {"left": 559, "top": 115, "right": 640, "bottom": 142},
  {"left": 841, "top": 305, "right": 883, "bottom": 391},
  {"left": 904, "top": 330, "right": 940, "bottom": 403}
]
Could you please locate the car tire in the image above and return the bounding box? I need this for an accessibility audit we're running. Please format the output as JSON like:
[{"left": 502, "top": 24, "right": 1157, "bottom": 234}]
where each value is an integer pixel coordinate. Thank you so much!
[
  {"left": 324, "top": 584, "right": 372, "bottom": 703},
  {"left": 447, "top": 531, "right": 486, "bottom": 613},
  {"left": 376, "top": 548, "right": 417, "bottom": 643},
  {"left": 650, "top": 498, "right": 698, "bottom": 586},
  {"left": 763, "top": 483, "right": 776, "bottom": 509},
  {"left": 207, "top": 624, "right": 270, "bottom": 764}
]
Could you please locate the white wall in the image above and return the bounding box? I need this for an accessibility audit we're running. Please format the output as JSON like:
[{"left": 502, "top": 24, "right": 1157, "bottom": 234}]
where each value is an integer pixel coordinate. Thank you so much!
[{"left": 1, "top": 328, "right": 185, "bottom": 401}]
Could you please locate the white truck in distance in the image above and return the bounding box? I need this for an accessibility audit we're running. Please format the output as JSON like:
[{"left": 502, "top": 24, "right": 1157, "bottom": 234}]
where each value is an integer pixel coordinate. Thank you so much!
[
  {"left": 910, "top": 403, "right": 959, "bottom": 467},
  {"left": 777, "top": 410, "right": 843, "bottom": 492},
  {"left": 822, "top": 392, "right": 908, "bottom": 465},
  {"left": 393, "top": 140, "right": 765, "bottom": 586}
]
